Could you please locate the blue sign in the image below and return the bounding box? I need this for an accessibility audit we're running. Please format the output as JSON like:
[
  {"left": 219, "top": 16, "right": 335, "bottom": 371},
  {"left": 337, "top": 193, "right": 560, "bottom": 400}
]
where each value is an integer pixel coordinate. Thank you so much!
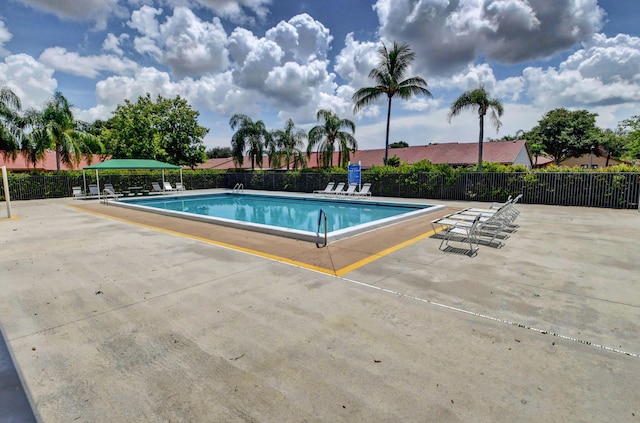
[{"left": 348, "top": 162, "right": 361, "bottom": 187}]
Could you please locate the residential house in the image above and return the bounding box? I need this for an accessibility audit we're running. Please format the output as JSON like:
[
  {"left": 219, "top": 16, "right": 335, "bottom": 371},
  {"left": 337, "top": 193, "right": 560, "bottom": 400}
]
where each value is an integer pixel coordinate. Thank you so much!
[
  {"left": 195, "top": 140, "right": 533, "bottom": 170},
  {"left": 0, "top": 150, "right": 104, "bottom": 171}
]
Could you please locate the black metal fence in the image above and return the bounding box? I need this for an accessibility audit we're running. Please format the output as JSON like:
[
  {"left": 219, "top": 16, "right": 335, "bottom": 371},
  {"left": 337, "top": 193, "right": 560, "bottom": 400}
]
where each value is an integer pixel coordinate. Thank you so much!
[{"left": 2, "top": 171, "right": 639, "bottom": 209}]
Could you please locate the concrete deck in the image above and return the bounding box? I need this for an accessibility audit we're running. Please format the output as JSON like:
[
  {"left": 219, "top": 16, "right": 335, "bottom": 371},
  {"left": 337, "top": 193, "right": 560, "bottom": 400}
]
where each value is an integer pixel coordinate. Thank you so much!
[{"left": 1, "top": 192, "right": 639, "bottom": 422}]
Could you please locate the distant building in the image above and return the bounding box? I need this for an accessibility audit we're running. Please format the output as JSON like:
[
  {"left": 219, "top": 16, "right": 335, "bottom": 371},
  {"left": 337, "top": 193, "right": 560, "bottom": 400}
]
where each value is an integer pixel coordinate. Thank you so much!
[
  {"left": 195, "top": 140, "right": 534, "bottom": 170},
  {"left": 0, "top": 151, "right": 105, "bottom": 171}
]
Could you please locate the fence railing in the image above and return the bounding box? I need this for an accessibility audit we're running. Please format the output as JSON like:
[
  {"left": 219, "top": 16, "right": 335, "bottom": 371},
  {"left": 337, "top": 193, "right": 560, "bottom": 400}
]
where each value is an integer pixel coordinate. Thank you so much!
[{"left": 2, "top": 171, "right": 639, "bottom": 209}]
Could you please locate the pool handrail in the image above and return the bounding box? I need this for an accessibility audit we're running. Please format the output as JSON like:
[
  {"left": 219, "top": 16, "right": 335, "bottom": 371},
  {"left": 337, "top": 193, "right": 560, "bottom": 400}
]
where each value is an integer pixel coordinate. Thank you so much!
[{"left": 316, "top": 208, "right": 328, "bottom": 248}]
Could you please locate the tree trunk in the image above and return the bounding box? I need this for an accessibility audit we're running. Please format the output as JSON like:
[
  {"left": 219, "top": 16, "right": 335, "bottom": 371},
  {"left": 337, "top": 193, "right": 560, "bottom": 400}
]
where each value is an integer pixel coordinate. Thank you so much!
[
  {"left": 384, "top": 97, "right": 392, "bottom": 166},
  {"left": 477, "top": 113, "right": 484, "bottom": 171},
  {"left": 55, "top": 143, "right": 61, "bottom": 171}
]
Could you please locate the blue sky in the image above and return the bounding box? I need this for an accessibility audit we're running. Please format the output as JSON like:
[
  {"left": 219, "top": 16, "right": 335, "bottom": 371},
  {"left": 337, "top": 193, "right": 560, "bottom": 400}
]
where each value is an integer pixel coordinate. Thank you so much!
[{"left": 1, "top": 0, "right": 639, "bottom": 151}]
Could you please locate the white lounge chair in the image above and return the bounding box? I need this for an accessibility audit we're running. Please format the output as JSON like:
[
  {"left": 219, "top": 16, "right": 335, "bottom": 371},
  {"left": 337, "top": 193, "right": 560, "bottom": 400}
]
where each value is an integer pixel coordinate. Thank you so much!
[
  {"left": 151, "top": 182, "right": 165, "bottom": 194},
  {"left": 103, "top": 183, "right": 121, "bottom": 196},
  {"left": 439, "top": 215, "right": 482, "bottom": 256},
  {"left": 340, "top": 183, "right": 358, "bottom": 196},
  {"left": 353, "top": 183, "right": 372, "bottom": 197},
  {"left": 313, "top": 182, "right": 335, "bottom": 195},
  {"left": 88, "top": 184, "right": 100, "bottom": 197},
  {"left": 328, "top": 182, "right": 346, "bottom": 195},
  {"left": 432, "top": 206, "right": 511, "bottom": 248},
  {"left": 163, "top": 181, "right": 176, "bottom": 191},
  {"left": 175, "top": 182, "right": 186, "bottom": 191},
  {"left": 72, "top": 186, "right": 85, "bottom": 199}
]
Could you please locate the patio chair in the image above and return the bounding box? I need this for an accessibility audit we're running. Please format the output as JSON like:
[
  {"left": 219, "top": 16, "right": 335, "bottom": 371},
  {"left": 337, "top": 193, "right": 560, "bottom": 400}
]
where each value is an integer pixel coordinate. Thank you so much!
[
  {"left": 163, "top": 181, "right": 176, "bottom": 191},
  {"left": 175, "top": 182, "right": 186, "bottom": 191},
  {"left": 328, "top": 182, "right": 346, "bottom": 195},
  {"left": 88, "top": 184, "right": 100, "bottom": 197},
  {"left": 313, "top": 182, "right": 335, "bottom": 195},
  {"left": 103, "top": 183, "right": 121, "bottom": 195},
  {"left": 432, "top": 208, "right": 509, "bottom": 248},
  {"left": 340, "top": 183, "right": 358, "bottom": 196},
  {"left": 151, "top": 182, "right": 165, "bottom": 194},
  {"left": 353, "top": 183, "right": 372, "bottom": 197},
  {"left": 439, "top": 215, "right": 482, "bottom": 256},
  {"left": 72, "top": 186, "right": 85, "bottom": 199}
]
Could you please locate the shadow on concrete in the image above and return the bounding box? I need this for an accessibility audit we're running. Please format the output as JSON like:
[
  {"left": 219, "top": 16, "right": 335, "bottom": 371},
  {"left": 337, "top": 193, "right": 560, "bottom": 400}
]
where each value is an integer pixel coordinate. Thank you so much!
[{"left": 0, "top": 328, "right": 37, "bottom": 423}]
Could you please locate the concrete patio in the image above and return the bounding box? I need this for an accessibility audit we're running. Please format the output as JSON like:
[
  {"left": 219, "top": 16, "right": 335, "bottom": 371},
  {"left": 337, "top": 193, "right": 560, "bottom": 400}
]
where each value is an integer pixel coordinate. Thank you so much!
[{"left": 1, "top": 192, "right": 639, "bottom": 422}]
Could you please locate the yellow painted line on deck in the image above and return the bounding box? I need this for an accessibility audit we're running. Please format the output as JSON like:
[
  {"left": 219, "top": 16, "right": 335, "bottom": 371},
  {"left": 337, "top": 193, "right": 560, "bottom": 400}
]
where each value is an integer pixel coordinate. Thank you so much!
[
  {"left": 70, "top": 204, "right": 445, "bottom": 277},
  {"left": 333, "top": 228, "right": 442, "bottom": 277},
  {"left": 69, "top": 204, "right": 338, "bottom": 275}
]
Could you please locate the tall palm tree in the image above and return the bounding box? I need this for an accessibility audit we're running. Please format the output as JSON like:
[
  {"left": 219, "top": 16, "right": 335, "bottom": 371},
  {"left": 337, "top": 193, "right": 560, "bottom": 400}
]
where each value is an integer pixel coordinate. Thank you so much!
[
  {"left": 352, "top": 41, "right": 432, "bottom": 165},
  {"left": 448, "top": 85, "right": 504, "bottom": 171},
  {"left": 272, "top": 118, "right": 307, "bottom": 170},
  {"left": 307, "top": 109, "right": 357, "bottom": 168},
  {"left": 24, "top": 91, "right": 101, "bottom": 170},
  {"left": 0, "top": 85, "right": 22, "bottom": 158},
  {"left": 229, "top": 113, "right": 271, "bottom": 170}
]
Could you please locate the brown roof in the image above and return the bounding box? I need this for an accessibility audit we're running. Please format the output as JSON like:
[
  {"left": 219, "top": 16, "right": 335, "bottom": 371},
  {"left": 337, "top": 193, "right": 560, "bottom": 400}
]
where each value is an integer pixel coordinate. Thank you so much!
[
  {"left": 0, "top": 151, "right": 105, "bottom": 171},
  {"left": 195, "top": 140, "right": 530, "bottom": 170}
]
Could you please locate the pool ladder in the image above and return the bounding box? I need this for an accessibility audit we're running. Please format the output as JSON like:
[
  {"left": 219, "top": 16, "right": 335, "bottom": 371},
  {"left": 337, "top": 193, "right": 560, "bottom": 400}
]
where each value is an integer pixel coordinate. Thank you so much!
[
  {"left": 101, "top": 188, "right": 119, "bottom": 205},
  {"left": 316, "top": 208, "right": 328, "bottom": 248},
  {"left": 233, "top": 183, "right": 244, "bottom": 192}
]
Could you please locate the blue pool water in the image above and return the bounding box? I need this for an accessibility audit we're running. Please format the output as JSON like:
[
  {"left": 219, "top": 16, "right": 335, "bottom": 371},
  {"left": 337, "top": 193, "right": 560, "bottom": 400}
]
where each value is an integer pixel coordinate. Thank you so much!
[{"left": 116, "top": 192, "right": 444, "bottom": 243}]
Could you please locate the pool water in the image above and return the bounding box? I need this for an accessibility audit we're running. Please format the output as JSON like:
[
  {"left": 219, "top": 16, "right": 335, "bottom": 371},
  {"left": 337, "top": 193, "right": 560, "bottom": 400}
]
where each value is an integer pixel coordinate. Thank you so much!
[{"left": 116, "top": 192, "right": 445, "bottom": 243}]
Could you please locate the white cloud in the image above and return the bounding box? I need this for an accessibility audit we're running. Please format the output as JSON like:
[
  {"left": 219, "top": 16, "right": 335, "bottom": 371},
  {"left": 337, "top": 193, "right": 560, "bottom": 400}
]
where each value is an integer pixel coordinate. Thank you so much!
[
  {"left": 374, "top": 0, "right": 605, "bottom": 75},
  {"left": 39, "top": 47, "right": 139, "bottom": 78},
  {"left": 265, "top": 13, "right": 333, "bottom": 63},
  {"left": 0, "top": 54, "right": 57, "bottom": 108},
  {"left": 102, "top": 33, "right": 130, "bottom": 56},
  {"left": 16, "top": 0, "right": 125, "bottom": 30},
  {"left": 129, "top": 6, "right": 230, "bottom": 77},
  {"left": 0, "top": 20, "right": 11, "bottom": 57},
  {"left": 227, "top": 13, "right": 340, "bottom": 115},
  {"left": 191, "top": 0, "right": 272, "bottom": 24},
  {"left": 334, "top": 33, "right": 378, "bottom": 89},
  {"left": 523, "top": 33, "right": 640, "bottom": 108}
]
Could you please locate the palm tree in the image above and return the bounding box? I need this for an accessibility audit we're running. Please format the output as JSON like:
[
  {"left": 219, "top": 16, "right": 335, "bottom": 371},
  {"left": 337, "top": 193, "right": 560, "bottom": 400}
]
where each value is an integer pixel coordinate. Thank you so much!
[
  {"left": 0, "top": 85, "right": 22, "bottom": 159},
  {"left": 23, "top": 91, "right": 101, "bottom": 170},
  {"left": 352, "top": 41, "right": 432, "bottom": 165},
  {"left": 272, "top": 118, "right": 307, "bottom": 170},
  {"left": 229, "top": 113, "right": 271, "bottom": 170},
  {"left": 307, "top": 109, "right": 357, "bottom": 168},
  {"left": 448, "top": 85, "right": 504, "bottom": 171}
]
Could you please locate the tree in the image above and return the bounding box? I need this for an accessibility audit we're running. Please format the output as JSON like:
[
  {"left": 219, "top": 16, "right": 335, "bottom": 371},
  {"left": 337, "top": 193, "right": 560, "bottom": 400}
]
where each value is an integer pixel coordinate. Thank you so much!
[
  {"left": 0, "top": 85, "right": 22, "bottom": 158},
  {"left": 353, "top": 42, "right": 432, "bottom": 165},
  {"left": 229, "top": 114, "right": 271, "bottom": 170},
  {"left": 101, "top": 94, "right": 208, "bottom": 167},
  {"left": 448, "top": 85, "right": 504, "bottom": 171},
  {"left": 528, "top": 108, "right": 599, "bottom": 165},
  {"left": 272, "top": 118, "right": 307, "bottom": 170},
  {"left": 389, "top": 141, "right": 409, "bottom": 148},
  {"left": 24, "top": 91, "right": 102, "bottom": 170},
  {"left": 307, "top": 109, "right": 357, "bottom": 168},
  {"left": 617, "top": 115, "right": 640, "bottom": 161},
  {"left": 206, "top": 147, "right": 232, "bottom": 159}
]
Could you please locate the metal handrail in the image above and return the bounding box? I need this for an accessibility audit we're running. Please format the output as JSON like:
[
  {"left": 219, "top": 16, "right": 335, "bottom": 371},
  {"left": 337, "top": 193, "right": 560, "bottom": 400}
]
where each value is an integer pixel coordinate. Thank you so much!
[
  {"left": 316, "top": 208, "right": 328, "bottom": 248},
  {"left": 101, "top": 188, "right": 119, "bottom": 205},
  {"left": 233, "top": 183, "right": 244, "bottom": 192}
]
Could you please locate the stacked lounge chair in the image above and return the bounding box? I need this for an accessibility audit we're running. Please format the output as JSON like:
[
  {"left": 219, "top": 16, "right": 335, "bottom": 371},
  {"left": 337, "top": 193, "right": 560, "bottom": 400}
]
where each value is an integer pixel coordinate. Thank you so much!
[{"left": 432, "top": 194, "right": 522, "bottom": 255}]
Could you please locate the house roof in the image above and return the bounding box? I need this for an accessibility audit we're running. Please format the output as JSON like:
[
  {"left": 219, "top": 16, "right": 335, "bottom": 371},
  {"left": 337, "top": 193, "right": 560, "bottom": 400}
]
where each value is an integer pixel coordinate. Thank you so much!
[
  {"left": 195, "top": 140, "right": 530, "bottom": 170},
  {"left": 0, "top": 151, "right": 103, "bottom": 171}
]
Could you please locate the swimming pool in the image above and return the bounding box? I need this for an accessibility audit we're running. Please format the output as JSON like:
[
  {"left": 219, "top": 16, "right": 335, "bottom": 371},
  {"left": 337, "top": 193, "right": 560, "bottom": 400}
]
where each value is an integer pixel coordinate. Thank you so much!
[{"left": 115, "top": 192, "right": 445, "bottom": 243}]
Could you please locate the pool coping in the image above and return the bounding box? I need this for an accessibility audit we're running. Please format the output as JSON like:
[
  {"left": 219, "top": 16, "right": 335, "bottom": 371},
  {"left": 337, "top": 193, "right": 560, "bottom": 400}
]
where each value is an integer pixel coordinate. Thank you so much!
[{"left": 112, "top": 191, "right": 446, "bottom": 244}]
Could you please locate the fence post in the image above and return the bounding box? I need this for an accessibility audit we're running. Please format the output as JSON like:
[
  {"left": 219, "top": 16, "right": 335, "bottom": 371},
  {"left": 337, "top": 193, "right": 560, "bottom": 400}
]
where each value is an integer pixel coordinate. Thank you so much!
[{"left": 1, "top": 166, "right": 12, "bottom": 218}]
